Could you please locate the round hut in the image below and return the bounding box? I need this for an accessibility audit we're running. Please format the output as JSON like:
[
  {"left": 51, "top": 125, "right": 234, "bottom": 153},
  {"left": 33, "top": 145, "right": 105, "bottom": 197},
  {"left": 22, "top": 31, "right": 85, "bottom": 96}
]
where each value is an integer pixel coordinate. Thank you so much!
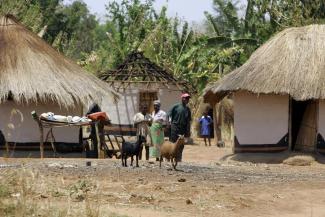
[
  {"left": 0, "top": 15, "right": 116, "bottom": 149},
  {"left": 99, "top": 51, "right": 192, "bottom": 135},
  {"left": 203, "top": 25, "right": 325, "bottom": 153}
]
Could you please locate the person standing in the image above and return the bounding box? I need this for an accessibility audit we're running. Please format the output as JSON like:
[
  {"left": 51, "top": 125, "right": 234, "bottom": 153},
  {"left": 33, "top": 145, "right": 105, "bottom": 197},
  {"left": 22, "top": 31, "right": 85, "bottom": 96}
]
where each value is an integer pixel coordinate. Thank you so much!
[
  {"left": 150, "top": 100, "right": 167, "bottom": 161},
  {"left": 168, "top": 93, "right": 191, "bottom": 162},
  {"left": 86, "top": 103, "right": 102, "bottom": 155},
  {"left": 133, "top": 104, "right": 151, "bottom": 160},
  {"left": 199, "top": 111, "right": 212, "bottom": 146}
]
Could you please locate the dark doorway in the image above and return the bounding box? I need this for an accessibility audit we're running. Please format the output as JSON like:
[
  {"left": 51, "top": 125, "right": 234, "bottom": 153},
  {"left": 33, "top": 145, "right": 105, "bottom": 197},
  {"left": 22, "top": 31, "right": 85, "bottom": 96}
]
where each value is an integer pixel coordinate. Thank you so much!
[
  {"left": 208, "top": 108, "right": 214, "bottom": 138},
  {"left": 290, "top": 99, "right": 317, "bottom": 151},
  {"left": 139, "top": 91, "right": 158, "bottom": 113}
]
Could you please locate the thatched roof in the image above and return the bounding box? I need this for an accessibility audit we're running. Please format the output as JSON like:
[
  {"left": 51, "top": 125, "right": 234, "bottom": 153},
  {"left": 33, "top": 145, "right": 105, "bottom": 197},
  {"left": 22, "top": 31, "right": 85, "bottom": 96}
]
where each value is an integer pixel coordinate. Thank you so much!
[
  {"left": 203, "top": 24, "right": 325, "bottom": 103},
  {"left": 99, "top": 51, "right": 194, "bottom": 92},
  {"left": 0, "top": 15, "right": 117, "bottom": 108}
]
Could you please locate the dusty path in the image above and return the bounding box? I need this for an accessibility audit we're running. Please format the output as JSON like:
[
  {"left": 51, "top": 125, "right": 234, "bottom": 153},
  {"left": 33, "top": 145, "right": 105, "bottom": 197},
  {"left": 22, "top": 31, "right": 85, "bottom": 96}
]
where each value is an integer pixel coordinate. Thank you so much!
[{"left": 1, "top": 145, "right": 325, "bottom": 217}]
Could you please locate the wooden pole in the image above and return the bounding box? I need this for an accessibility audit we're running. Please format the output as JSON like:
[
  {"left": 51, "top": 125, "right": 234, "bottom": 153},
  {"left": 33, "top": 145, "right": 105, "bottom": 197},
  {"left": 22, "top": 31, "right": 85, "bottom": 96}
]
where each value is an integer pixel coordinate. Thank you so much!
[
  {"left": 213, "top": 103, "right": 219, "bottom": 145},
  {"left": 39, "top": 124, "right": 44, "bottom": 159},
  {"left": 99, "top": 121, "right": 105, "bottom": 159},
  {"left": 95, "top": 121, "right": 106, "bottom": 159},
  {"left": 288, "top": 97, "right": 292, "bottom": 151},
  {"left": 31, "top": 111, "right": 44, "bottom": 158},
  {"left": 315, "top": 100, "right": 319, "bottom": 152},
  {"left": 95, "top": 122, "right": 100, "bottom": 159},
  {"left": 212, "top": 102, "right": 223, "bottom": 146}
]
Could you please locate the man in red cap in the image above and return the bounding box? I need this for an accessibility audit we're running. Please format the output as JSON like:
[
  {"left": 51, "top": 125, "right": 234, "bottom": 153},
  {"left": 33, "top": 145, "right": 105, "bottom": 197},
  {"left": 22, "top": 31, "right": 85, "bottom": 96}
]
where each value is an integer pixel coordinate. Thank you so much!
[{"left": 167, "top": 92, "right": 192, "bottom": 162}]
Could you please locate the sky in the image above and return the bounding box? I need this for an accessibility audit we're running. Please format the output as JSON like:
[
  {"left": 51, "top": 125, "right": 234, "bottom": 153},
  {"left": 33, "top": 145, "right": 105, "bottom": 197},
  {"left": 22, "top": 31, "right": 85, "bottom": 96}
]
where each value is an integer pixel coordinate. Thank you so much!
[{"left": 64, "top": 0, "right": 247, "bottom": 23}]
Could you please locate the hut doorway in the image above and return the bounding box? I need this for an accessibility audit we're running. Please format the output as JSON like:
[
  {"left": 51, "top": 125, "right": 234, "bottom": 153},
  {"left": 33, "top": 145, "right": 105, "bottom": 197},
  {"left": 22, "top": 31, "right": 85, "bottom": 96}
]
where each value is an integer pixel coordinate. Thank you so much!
[
  {"left": 139, "top": 91, "right": 158, "bottom": 113},
  {"left": 207, "top": 107, "right": 214, "bottom": 138},
  {"left": 290, "top": 99, "right": 318, "bottom": 152}
]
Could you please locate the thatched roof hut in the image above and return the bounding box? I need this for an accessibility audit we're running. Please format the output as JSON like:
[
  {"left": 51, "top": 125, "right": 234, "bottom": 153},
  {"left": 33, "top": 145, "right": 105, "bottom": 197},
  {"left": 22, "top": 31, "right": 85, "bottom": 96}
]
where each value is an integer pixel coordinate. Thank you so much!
[
  {"left": 98, "top": 51, "right": 192, "bottom": 134},
  {"left": 0, "top": 14, "right": 117, "bottom": 148},
  {"left": 203, "top": 25, "right": 325, "bottom": 153},
  {"left": 204, "top": 25, "right": 325, "bottom": 103},
  {"left": 0, "top": 14, "right": 117, "bottom": 108}
]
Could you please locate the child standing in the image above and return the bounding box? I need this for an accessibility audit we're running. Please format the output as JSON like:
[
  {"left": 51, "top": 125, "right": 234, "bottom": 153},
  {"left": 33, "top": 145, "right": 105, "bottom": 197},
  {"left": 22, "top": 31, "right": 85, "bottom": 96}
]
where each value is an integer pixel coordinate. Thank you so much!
[{"left": 199, "top": 112, "right": 212, "bottom": 146}]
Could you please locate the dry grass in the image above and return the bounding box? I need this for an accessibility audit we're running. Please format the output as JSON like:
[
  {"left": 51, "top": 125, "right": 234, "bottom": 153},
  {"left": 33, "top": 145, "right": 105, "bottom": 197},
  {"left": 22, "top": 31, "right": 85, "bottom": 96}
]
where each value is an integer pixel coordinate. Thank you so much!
[
  {"left": 283, "top": 155, "right": 316, "bottom": 166},
  {"left": 0, "top": 168, "right": 128, "bottom": 217},
  {"left": 2, "top": 156, "right": 325, "bottom": 217},
  {"left": 0, "top": 15, "right": 118, "bottom": 107}
]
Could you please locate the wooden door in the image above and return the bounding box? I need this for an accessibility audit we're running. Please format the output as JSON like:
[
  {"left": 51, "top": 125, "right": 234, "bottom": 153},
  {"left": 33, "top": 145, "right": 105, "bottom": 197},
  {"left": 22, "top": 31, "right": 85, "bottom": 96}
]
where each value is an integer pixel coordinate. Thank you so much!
[
  {"left": 139, "top": 92, "right": 158, "bottom": 113},
  {"left": 295, "top": 100, "right": 317, "bottom": 151}
]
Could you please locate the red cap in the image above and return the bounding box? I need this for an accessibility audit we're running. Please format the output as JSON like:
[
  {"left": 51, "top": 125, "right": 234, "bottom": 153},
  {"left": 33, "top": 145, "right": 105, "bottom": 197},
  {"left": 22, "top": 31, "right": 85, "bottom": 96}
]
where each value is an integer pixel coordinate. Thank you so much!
[{"left": 181, "top": 93, "right": 191, "bottom": 98}]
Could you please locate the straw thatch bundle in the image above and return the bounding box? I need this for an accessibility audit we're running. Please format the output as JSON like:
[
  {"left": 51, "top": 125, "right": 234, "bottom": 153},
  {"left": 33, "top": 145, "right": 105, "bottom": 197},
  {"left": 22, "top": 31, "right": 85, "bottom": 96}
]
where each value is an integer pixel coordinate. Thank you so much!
[
  {"left": 204, "top": 25, "right": 325, "bottom": 102},
  {"left": 0, "top": 15, "right": 117, "bottom": 108}
]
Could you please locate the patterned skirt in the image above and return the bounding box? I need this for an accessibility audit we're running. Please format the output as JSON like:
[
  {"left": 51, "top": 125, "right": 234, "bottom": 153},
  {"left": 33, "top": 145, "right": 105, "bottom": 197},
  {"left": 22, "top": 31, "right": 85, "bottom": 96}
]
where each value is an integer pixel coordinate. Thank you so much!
[{"left": 149, "top": 122, "right": 164, "bottom": 157}]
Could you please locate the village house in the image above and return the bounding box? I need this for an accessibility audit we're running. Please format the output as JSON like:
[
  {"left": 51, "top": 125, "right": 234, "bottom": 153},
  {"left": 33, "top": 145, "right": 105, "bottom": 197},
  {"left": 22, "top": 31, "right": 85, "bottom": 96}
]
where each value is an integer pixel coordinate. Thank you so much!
[
  {"left": 0, "top": 15, "right": 116, "bottom": 151},
  {"left": 204, "top": 25, "right": 325, "bottom": 153},
  {"left": 99, "top": 51, "right": 192, "bottom": 135}
]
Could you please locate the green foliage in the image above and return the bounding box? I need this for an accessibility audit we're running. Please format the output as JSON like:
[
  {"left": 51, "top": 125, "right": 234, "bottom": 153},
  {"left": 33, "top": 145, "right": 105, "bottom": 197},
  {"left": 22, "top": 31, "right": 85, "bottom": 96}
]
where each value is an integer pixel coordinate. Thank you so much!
[
  {"left": 44, "top": 1, "right": 99, "bottom": 59},
  {"left": 83, "top": 0, "right": 168, "bottom": 71},
  {"left": 0, "top": 0, "right": 46, "bottom": 32},
  {"left": 0, "top": 0, "right": 99, "bottom": 60}
]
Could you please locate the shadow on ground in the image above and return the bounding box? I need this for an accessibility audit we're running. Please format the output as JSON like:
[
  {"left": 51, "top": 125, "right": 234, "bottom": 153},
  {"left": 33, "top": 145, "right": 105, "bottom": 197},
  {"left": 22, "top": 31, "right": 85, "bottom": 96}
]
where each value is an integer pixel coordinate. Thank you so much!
[
  {"left": 1, "top": 150, "right": 85, "bottom": 158},
  {"left": 221, "top": 151, "right": 325, "bottom": 164}
]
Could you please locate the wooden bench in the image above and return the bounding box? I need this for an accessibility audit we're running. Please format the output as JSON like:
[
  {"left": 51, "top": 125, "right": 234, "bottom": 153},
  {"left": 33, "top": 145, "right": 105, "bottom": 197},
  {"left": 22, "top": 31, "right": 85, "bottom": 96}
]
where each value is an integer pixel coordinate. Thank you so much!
[{"left": 101, "top": 124, "right": 136, "bottom": 159}]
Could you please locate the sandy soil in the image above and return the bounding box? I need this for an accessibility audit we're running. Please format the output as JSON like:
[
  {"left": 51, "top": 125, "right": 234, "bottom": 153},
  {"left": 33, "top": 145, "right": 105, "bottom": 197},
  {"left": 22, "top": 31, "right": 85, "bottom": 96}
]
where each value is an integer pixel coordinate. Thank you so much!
[{"left": 1, "top": 142, "right": 325, "bottom": 217}]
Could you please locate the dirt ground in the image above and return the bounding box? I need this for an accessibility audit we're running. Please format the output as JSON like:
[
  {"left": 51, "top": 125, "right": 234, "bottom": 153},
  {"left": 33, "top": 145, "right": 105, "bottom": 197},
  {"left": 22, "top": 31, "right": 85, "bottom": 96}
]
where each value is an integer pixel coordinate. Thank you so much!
[{"left": 1, "top": 141, "right": 325, "bottom": 217}]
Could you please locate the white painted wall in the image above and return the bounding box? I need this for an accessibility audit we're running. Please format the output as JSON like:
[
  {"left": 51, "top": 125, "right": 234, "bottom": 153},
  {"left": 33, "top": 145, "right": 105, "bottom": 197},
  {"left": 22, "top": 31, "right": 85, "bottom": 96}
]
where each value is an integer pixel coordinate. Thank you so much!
[
  {"left": 101, "top": 83, "right": 183, "bottom": 125},
  {"left": 101, "top": 87, "right": 138, "bottom": 125},
  {"left": 234, "top": 91, "right": 289, "bottom": 145},
  {"left": 318, "top": 100, "right": 325, "bottom": 137},
  {"left": 0, "top": 101, "right": 81, "bottom": 143},
  {"left": 159, "top": 87, "right": 183, "bottom": 113}
]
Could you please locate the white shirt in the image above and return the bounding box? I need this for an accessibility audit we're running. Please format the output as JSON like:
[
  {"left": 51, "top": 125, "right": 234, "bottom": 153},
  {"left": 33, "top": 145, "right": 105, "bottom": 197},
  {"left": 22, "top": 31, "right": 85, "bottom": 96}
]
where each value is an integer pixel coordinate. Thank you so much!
[
  {"left": 133, "top": 112, "right": 151, "bottom": 136},
  {"left": 152, "top": 110, "right": 167, "bottom": 125}
]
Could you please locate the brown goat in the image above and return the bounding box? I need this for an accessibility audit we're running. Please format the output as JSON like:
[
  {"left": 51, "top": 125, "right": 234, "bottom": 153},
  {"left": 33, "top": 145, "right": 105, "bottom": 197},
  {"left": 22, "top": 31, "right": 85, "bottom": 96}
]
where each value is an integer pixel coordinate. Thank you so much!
[{"left": 159, "top": 135, "right": 185, "bottom": 170}]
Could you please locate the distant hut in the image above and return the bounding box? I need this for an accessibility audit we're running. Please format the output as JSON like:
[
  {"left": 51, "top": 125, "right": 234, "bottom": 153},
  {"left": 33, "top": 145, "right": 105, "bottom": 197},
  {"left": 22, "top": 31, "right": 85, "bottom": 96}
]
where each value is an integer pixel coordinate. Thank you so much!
[
  {"left": 99, "top": 51, "right": 192, "bottom": 134},
  {"left": 203, "top": 25, "right": 325, "bottom": 153},
  {"left": 0, "top": 15, "right": 116, "bottom": 149}
]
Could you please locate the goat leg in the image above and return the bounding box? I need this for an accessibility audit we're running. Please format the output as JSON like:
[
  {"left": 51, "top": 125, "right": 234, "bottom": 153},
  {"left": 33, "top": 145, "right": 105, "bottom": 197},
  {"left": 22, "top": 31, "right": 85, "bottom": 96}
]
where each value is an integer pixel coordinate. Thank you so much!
[
  {"left": 173, "top": 158, "right": 178, "bottom": 170},
  {"left": 159, "top": 156, "right": 162, "bottom": 168},
  {"left": 136, "top": 155, "right": 139, "bottom": 167},
  {"left": 124, "top": 157, "right": 127, "bottom": 167},
  {"left": 121, "top": 154, "right": 125, "bottom": 167},
  {"left": 121, "top": 154, "right": 124, "bottom": 166},
  {"left": 131, "top": 156, "right": 134, "bottom": 166}
]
